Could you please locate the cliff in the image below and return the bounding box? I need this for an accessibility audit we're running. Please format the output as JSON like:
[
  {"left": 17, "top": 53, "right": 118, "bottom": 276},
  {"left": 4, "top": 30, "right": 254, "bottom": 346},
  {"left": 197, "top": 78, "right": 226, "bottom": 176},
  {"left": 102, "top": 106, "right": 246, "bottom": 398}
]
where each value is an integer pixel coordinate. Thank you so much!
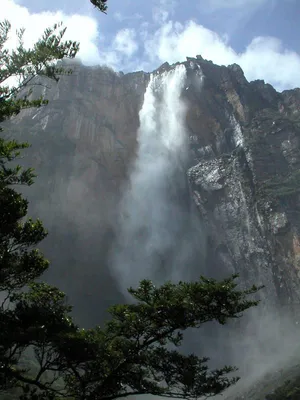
[
  {"left": 6, "top": 63, "right": 150, "bottom": 324},
  {"left": 7, "top": 56, "right": 300, "bottom": 315},
  {"left": 5, "top": 57, "right": 300, "bottom": 380},
  {"left": 184, "top": 57, "right": 300, "bottom": 309}
]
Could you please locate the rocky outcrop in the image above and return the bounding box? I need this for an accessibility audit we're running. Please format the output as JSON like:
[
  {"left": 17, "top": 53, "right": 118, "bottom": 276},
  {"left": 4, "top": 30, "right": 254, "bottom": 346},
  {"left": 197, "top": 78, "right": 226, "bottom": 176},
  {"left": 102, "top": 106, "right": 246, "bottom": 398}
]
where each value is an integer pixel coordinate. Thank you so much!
[
  {"left": 5, "top": 56, "right": 300, "bottom": 326},
  {"left": 184, "top": 59, "right": 300, "bottom": 312}
]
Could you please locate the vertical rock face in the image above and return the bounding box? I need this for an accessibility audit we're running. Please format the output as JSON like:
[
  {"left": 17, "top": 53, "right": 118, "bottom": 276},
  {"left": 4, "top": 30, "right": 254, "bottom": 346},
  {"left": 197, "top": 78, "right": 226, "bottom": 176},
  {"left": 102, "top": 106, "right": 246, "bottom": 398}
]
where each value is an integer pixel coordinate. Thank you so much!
[
  {"left": 6, "top": 63, "right": 150, "bottom": 325},
  {"left": 184, "top": 57, "right": 300, "bottom": 312},
  {"left": 5, "top": 57, "right": 300, "bottom": 325},
  {"left": 11, "top": 63, "right": 149, "bottom": 196}
]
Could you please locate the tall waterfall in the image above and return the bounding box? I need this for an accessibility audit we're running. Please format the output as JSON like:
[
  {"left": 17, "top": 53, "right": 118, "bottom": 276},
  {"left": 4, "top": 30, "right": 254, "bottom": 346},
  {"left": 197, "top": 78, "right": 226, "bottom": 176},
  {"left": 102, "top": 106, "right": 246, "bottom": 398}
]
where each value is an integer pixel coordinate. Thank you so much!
[{"left": 111, "top": 65, "right": 204, "bottom": 296}]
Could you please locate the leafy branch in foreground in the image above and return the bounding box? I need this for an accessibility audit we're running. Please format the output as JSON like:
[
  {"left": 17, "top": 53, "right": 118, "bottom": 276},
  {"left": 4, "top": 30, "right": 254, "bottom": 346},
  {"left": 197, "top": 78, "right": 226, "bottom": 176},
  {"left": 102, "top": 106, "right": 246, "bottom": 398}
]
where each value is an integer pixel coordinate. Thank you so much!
[
  {"left": 90, "top": 0, "right": 108, "bottom": 13},
  {"left": 0, "top": 16, "right": 80, "bottom": 399},
  {"left": 22, "top": 276, "right": 260, "bottom": 400},
  {"left": 63, "top": 276, "right": 260, "bottom": 400},
  {"left": 2, "top": 263, "right": 262, "bottom": 400},
  {"left": 0, "top": 19, "right": 79, "bottom": 124}
]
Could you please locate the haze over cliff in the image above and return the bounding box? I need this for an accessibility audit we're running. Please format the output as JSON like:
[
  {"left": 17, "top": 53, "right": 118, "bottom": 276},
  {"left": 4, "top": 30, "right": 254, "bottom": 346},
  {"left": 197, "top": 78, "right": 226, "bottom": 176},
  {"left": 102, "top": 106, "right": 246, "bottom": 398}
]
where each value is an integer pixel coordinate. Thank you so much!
[{"left": 6, "top": 55, "right": 300, "bottom": 398}]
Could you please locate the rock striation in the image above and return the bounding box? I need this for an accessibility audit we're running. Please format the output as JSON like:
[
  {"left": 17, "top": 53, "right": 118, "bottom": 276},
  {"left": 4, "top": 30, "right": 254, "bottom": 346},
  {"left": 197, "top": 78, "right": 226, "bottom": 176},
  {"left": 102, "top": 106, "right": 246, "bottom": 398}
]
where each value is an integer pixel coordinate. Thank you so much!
[{"left": 5, "top": 56, "right": 300, "bottom": 325}]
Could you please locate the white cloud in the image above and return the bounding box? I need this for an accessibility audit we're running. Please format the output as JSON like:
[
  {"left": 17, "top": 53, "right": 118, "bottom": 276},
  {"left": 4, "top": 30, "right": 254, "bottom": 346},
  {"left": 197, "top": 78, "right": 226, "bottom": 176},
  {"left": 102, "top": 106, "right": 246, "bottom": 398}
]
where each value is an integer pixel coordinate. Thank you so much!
[
  {"left": 239, "top": 37, "right": 300, "bottom": 90},
  {"left": 92, "top": 28, "right": 139, "bottom": 71},
  {"left": 143, "top": 20, "right": 300, "bottom": 91},
  {"left": 145, "top": 21, "right": 237, "bottom": 67},
  {"left": 1, "top": 0, "right": 140, "bottom": 72},
  {"left": 112, "top": 29, "right": 138, "bottom": 58},
  {"left": 152, "top": 0, "right": 177, "bottom": 24},
  {"left": 2, "top": 0, "right": 102, "bottom": 65},
  {"left": 2, "top": 0, "right": 300, "bottom": 91}
]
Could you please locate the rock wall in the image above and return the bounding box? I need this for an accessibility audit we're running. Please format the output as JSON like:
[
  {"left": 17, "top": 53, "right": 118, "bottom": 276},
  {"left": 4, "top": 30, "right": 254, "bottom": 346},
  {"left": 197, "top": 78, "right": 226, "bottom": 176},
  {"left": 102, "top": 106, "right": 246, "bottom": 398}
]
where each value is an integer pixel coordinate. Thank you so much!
[
  {"left": 184, "top": 57, "right": 300, "bottom": 313},
  {"left": 6, "top": 57, "right": 300, "bottom": 326},
  {"left": 6, "top": 63, "right": 149, "bottom": 326}
]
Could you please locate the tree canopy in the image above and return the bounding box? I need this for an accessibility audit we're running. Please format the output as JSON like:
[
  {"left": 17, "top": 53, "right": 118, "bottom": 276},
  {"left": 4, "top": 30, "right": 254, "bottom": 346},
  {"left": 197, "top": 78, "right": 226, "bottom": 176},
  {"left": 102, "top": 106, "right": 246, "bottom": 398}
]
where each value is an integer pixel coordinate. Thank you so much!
[
  {"left": 0, "top": 18, "right": 79, "bottom": 400},
  {"left": 0, "top": 8, "right": 262, "bottom": 400},
  {"left": 89, "top": 0, "right": 108, "bottom": 13},
  {"left": 56, "top": 277, "right": 260, "bottom": 400}
]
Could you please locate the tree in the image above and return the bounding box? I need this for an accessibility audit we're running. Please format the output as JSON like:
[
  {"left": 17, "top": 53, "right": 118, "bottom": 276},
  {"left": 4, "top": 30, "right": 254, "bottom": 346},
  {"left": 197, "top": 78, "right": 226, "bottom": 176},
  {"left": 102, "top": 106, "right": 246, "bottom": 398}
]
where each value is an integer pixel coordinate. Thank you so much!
[
  {"left": 0, "top": 18, "right": 80, "bottom": 399},
  {"left": 90, "top": 0, "right": 108, "bottom": 13},
  {"left": 0, "top": 19, "right": 79, "bottom": 113},
  {"left": 2, "top": 271, "right": 261, "bottom": 400},
  {"left": 55, "top": 277, "right": 261, "bottom": 400}
]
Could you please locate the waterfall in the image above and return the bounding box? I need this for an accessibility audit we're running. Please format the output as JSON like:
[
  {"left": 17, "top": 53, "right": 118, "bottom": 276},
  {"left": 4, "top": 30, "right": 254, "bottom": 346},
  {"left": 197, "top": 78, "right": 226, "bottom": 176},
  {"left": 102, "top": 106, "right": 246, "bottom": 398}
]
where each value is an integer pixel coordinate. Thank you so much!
[{"left": 111, "top": 65, "right": 203, "bottom": 296}]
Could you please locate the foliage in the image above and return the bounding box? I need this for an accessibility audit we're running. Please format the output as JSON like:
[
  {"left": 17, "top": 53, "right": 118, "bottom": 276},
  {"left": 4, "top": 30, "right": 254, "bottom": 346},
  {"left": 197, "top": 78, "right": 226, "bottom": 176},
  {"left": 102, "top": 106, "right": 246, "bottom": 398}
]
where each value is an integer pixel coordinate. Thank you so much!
[
  {"left": 0, "top": 133, "right": 80, "bottom": 399},
  {"left": 2, "top": 273, "right": 261, "bottom": 400},
  {"left": 262, "top": 170, "right": 300, "bottom": 200},
  {"left": 0, "top": 17, "right": 79, "bottom": 399},
  {"left": 266, "top": 378, "right": 300, "bottom": 400},
  {"left": 89, "top": 0, "right": 108, "bottom": 13},
  {"left": 0, "top": 19, "right": 80, "bottom": 124},
  {"left": 56, "top": 276, "right": 261, "bottom": 400}
]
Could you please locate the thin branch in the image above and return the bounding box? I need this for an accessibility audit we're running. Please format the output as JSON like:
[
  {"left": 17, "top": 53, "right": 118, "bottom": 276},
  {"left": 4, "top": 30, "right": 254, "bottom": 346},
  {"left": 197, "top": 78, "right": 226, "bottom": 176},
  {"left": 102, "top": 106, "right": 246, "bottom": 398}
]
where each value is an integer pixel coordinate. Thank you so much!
[
  {"left": 10, "top": 370, "right": 68, "bottom": 397},
  {"left": 101, "top": 390, "right": 216, "bottom": 400},
  {"left": 0, "top": 290, "right": 11, "bottom": 309}
]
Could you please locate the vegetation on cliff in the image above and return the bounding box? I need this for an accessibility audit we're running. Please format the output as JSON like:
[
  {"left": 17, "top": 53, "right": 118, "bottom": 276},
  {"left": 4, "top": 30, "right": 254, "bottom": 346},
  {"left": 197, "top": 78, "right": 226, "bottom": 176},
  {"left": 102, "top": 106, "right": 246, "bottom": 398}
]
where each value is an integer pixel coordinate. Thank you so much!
[
  {"left": 263, "top": 170, "right": 300, "bottom": 199},
  {"left": 266, "top": 378, "right": 300, "bottom": 400}
]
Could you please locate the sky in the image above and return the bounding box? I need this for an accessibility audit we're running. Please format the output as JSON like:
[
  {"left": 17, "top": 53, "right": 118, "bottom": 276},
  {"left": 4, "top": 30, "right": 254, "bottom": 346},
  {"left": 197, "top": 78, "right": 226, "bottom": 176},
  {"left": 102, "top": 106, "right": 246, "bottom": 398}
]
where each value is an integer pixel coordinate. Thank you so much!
[{"left": 2, "top": 0, "right": 300, "bottom": 91}]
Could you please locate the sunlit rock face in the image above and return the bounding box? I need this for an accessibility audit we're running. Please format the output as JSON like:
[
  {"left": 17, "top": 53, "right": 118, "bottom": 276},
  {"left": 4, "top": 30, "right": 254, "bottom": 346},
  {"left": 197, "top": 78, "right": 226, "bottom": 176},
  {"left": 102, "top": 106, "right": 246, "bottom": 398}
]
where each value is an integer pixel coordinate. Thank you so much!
[
  {"left": 5, "top": 56, "right": 300, "bottom": 328},
  {"left": 184, "top": 58, "right": 300, "bottom": 312}
]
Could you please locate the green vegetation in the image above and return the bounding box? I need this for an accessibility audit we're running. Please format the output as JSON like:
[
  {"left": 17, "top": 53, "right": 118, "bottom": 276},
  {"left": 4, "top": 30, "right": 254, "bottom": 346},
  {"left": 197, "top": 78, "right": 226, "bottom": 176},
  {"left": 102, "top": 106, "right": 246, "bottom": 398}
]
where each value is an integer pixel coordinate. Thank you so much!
[
  {"left": 0, "top": 5, "right": 262, "bottom": 400},
  {"left": 262, "top": 170, "right": 300, "bottom": 199},
  {"left": 90, "top": 0, "right": 108, "bottom": 12},
  {"left": 266, "top": 378, "right": 300, "bottom": 400},
  {"left": 0, "top": 19, "right": 79, "bottom": 112},
  {"left": 0, "top": 16, "right": 80, "bottom": 400}
]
